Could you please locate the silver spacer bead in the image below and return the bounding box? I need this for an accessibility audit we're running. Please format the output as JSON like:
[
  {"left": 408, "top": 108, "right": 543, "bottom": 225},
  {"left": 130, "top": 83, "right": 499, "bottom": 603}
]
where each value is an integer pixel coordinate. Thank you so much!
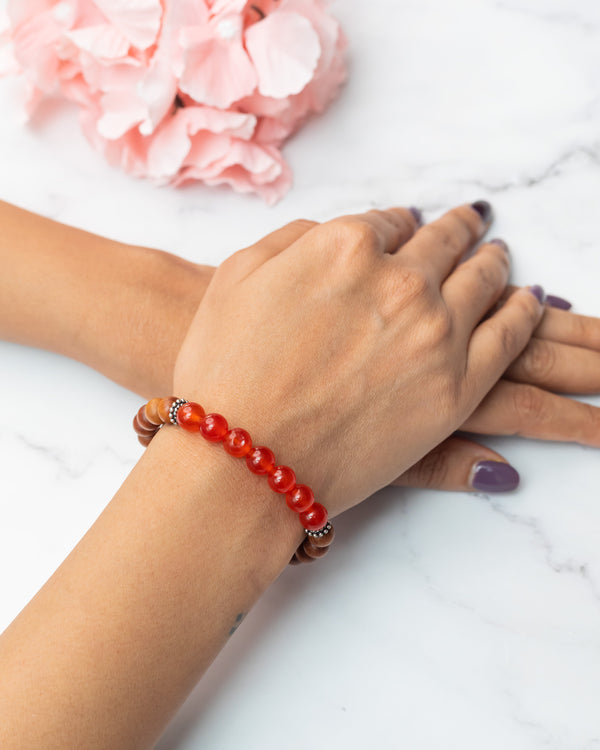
[
  {"left": 169, "top": 398, "right": 188, "bottom": 425},
  {"left": 305, "top": 521, "right": 332, "bottom": 537}
]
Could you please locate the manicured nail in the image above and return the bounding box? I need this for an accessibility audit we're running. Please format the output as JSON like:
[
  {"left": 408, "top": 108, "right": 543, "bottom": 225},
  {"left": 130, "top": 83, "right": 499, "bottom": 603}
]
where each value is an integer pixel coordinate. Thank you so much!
[
  {"left": 529, "top": 285, "right": 545, "bottom": 304},
  {"left": 490, "top": 238, "right": 509, "bottom": 253},
  {"left": 471, "top": 461, "right": 520, "bottom": 493},
  {"left": 409, "top": 207, "right": 423, "bottom": 227},
  {"left": 546, "top": 294, "right": 572, "bottom": 311},
  {"left": 470, "top": 200, "right": 493, "bottom": 223}
]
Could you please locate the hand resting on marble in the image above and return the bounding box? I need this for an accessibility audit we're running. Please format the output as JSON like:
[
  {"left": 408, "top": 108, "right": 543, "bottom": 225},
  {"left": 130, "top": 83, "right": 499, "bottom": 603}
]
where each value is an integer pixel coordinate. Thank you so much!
[{"left": 2, "top": 199, "right": 597, "bottom": 495}]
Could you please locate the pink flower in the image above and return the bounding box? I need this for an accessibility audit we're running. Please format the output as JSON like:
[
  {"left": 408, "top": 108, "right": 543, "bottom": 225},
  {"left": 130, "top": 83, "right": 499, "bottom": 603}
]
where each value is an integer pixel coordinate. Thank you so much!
[{"left": 2, "top": 0, "right": 347, "bottom": 203}]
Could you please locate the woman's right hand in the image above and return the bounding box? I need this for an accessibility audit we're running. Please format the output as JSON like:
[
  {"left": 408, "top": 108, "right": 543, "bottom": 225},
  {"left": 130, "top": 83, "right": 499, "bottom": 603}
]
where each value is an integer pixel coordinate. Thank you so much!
[{"left": 173, "top": 201, "right": 545, "bottom": 518}]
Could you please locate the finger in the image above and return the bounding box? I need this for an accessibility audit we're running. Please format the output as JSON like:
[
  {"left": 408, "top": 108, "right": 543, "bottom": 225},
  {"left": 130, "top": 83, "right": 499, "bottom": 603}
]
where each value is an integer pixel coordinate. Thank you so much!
[
  {"left": 443, "top": 239, "right": 510, "bottom": 332},
  {"left": 231, "top": 218, "right": 318, "bottom": 276},
  {"left": 505, "top": 338, "right": 600, "bottom": 394},
  {"left": 328, "top": 206, "right": 421, "bottom": 255},
  {"left": 462, "top": 380, "right": 600, "bottom": 447},
  {"left": 399, "top": 200, "right": 492, "bottom": 281},
  {"left": 499, "top": 286, "right": 600, "bottom": 351},
  {"left": 392, "top": 436, "right": 520, "bottom": 492},
  {"left": 466, "top": 285, "right": 545, "bottom": 402}
]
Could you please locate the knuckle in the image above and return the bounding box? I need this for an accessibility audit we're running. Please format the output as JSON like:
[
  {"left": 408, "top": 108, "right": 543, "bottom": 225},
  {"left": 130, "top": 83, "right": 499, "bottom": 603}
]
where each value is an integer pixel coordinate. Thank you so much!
[
  {"left": 519, "top": 339, "right": 556, "bottom": 382},
  {"left": 427, "top": 308, "right": 454, "bottom": 348},
  {"left": 513, "top": 384, "right": 546, "bottom": 423},
  {"left": 330, "top": 218, "right": 381, "bottom": 252}
]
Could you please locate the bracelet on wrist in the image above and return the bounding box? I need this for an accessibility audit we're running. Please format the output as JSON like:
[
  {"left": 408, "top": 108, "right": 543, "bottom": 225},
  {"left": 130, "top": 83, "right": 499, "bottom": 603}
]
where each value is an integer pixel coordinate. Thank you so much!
[{"left": 133, "top": 397, "right": 334, "bottom": 565}]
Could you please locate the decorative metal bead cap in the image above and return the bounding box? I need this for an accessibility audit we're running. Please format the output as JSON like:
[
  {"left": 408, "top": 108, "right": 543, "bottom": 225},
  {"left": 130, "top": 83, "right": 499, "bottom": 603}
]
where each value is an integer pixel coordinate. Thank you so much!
[
  {"left": 169, "top": 398, "right": 188, "bottom": 425},
  {"left": 306, "top": 521, "right": 333, "bottom": 538}
]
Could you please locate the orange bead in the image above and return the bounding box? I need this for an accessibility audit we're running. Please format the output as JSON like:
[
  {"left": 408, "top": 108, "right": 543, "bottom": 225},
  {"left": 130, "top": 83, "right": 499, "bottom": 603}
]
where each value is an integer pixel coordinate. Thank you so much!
[
  {"left": 200, "top": 413, "right": 229, "bottom": 442},
  {"left": 299, "top": 503, "right": 328, "bottom": 531},
  {"left": 285, "top": 485, "right": 314, "bottom": 513},
  {"left": 176, "top": 402, "right": 205, "bottom": 432},
  {"left": 246, "top": 447, "right": 276, "bottom": 475},
  {"left": 223, "top": 428, "right": 252, "bottom": 457},
  {"left": 268, "top": 466, "right": 296, "bottom": 494},
  {"left": 158, "top": 397, "right": 176, "bottom": 423},
  {"left": 144, "top": 398, "right": 163, "bottom": 426}
]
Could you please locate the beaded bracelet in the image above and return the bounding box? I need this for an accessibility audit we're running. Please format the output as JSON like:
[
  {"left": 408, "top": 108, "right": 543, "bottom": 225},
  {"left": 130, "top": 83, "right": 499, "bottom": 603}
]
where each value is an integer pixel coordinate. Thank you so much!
[{"left": 133, "top": 397, "right": 334, "bottom": 565}]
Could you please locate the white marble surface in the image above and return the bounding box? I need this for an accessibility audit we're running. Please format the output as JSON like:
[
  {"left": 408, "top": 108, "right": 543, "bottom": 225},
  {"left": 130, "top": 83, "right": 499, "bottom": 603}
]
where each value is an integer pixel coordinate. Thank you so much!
[{"left": 1, "top": 1, "right": 600, "bottom": 748}]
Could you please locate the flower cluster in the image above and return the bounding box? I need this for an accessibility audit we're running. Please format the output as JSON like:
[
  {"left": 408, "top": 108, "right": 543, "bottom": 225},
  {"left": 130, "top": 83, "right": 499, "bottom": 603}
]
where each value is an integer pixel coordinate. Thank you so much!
[{"left": 1, "top": 0, "right": 347, "bottom": 203}]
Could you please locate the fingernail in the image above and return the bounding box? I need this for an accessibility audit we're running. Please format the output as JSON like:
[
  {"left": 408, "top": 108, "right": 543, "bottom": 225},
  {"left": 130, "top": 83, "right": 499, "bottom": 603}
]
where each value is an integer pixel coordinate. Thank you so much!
[
  {"left": 470, "top": 200, "right": 493, "bottom": 223},
  {"left": 490, "top": 238, "right": 509, "bottom": 253},
  {"left": 546, "top": 294, "right": 572, "bottom": 311},
  {"left": 471, "top": 461, "right": 520, "bottom": 493},
  {"left": 529, "top": 285, "right": 545, "bottom": 304},
  {"left": 409, "top": 207, "right": 423, "bottom": 227}
]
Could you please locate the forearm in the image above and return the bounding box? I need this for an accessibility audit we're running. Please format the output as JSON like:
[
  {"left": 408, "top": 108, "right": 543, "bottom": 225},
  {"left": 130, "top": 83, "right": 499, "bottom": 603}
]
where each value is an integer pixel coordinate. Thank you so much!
[
  {"left": 0, "top": 200, "right": 211, "bottom": 396},
  {"left": 0, "top": 426, "right": 302, "bottom": 749}
]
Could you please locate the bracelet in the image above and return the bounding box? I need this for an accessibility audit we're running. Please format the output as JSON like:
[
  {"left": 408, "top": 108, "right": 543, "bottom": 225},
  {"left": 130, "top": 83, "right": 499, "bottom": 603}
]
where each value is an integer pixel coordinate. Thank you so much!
[{"left": 133, "top": 397, "right": 334, "bottom": 565}]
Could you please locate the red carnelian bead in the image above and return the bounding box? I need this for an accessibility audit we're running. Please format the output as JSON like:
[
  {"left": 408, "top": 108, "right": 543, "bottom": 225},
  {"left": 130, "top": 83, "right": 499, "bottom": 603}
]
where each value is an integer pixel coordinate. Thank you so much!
[
  {"left": 223, "top": 428, "right": 252, "bottom": 457},
  {"left": 268, "top": 466, "right": 296, "bottom": 494},
  {"left": 200, "top": 413, "right": 229, "bottom": 442},
  {"left": 299, "top": 503, "right": 328, "bottom": 531},
  {"left": 286, "top": 484, "right": 315, "bottom": 513},
  {"left": 176, "top": 402, "right": 205, "bottom": 432},
  {"left": 245, "top": 446, "right": 276, "bottom": 475}
]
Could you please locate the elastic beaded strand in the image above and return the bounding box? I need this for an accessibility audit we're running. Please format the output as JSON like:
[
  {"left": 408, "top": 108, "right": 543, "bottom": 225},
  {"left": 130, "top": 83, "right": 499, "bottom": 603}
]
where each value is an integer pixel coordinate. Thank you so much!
[{"left": 133, "top": 398, "right": 334, "bottom": 565}]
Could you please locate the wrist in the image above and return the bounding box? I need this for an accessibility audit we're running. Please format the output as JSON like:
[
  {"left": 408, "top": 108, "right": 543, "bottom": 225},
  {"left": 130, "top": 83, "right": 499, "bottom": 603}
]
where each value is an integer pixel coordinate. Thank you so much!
[
  {"left": 144, "top": 423, "right": 304, "bottom": 586},
  {"left": 80, "top": 241, "right": 212, "bottom": 397}
]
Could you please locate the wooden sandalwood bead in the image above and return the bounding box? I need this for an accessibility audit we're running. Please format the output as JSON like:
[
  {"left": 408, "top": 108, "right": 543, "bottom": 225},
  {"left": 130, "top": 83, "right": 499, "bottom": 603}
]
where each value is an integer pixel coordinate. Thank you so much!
[
  {"left": 302, "top": 539, "right": 329, "bottom": 559},
  {"left": 137, "top": 433, "right": 154, "bottom": 448},
  {"left": 144, "top": 398, "right": 163, "bottom": 426},
  {"left": 289, "top": 554, "right": 302, "bottom": 565},
  {"left": 307, "top": 526, "right": 335, "bottom": 548},
  {"left": 294, "top": 545, "right": 317, "bottom": 564},
  {"left": 158, "top": 397, "right": 176, "bottom": 424},
  {"left": 137, "top": 405, "right": 155, "bottom": 431},
  {"left": 133, "top": 415, "right": 156, "bottom": 436}
]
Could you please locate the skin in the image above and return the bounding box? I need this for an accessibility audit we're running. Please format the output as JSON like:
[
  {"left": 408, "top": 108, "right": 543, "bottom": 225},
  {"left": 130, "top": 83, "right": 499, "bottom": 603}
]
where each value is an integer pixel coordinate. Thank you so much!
[
  {"left": 0, "top": 201, "right": 598, "bottom": 748},
  {"left": 1, "top": 200, "right": 599, "bottom": 492}
]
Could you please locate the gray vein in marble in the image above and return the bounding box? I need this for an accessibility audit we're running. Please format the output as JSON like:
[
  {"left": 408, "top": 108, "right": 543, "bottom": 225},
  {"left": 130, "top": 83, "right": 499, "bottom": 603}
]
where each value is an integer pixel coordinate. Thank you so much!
[
  {"left": 486, "top": 495, "right": 600, "bottom": 605},
  {"left": 15, "top": 432, "right": 134, "bottom": 480},
  {"left": 458, "top": 145, "right": 600, "bottom": 195}
]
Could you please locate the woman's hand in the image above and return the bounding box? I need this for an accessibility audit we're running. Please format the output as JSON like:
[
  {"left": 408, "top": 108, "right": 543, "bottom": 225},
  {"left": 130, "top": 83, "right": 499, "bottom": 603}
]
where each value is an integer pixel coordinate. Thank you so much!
[{"left": 173, "top": 202, "right": 544, "bottom": 516}]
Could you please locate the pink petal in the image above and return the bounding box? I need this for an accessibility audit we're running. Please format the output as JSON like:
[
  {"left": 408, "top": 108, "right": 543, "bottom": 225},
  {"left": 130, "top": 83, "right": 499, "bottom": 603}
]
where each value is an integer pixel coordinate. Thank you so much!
[
  {"left": 137, "top": 57, "right": 178, "bottom": 135},
  {"left": 97, "top": 90, "right": 147, "bottom": 138},
  {"left": 147, "top": 106, "right": 257, "bottom": 178},
  {"left": 245, "top": 11, "right": 321, "bottom": 98},
  {"left": 180, "top": 21, "right": 257, "bottom": 108},
  {"left": 92, "top": 0, "right": 163, "bottom": 50},
  {"left": 66, "top": 25, "right": 130, "bottom": 59}
]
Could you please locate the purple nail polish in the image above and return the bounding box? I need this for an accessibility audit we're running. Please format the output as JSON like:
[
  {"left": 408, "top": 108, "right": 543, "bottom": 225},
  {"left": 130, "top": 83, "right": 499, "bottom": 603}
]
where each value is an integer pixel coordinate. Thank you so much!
[
  {"left": 470, "top": 200, "right": 492, "bottom": 223},
  {"left": 471, "top": 461, "right": 520, "bottom": 493},
  {"left": 546, "top": 294, "right": 572, "bottom": 311},
  {"left": 490, "top": 238, "right": 509, "bottom": 253},
  {"left": 529, "top": 285, "right": 545, "bottom": 304},
  {"left": 409, "top": 207, "right": 423, "bottom": 226}
]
